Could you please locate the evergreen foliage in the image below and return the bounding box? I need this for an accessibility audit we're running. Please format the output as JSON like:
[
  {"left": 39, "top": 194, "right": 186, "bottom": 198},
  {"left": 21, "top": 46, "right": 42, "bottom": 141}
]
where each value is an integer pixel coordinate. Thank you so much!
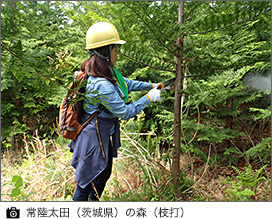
[{"left": 1, "top": 1, "right": 271, "bottom": 201}]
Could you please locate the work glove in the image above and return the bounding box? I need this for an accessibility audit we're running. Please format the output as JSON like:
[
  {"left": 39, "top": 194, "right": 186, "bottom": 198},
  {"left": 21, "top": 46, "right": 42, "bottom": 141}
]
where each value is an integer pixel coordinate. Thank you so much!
[{"left": 146, "top": 88, "right": 161, "bottom": 102}]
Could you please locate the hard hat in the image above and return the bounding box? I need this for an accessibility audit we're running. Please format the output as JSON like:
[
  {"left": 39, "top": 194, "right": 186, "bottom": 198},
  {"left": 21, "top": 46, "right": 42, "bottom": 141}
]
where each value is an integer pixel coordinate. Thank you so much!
[{"left": 86, "top": 22, "right": 126, "bottom": 50}]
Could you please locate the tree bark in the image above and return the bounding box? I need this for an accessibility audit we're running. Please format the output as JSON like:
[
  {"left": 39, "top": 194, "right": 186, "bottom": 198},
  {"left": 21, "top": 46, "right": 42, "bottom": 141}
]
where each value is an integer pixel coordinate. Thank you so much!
[
  {"left": 178, "top": 1, "right": 184, "bottom": 24},
  {"left": 172, "top": 1, "right": 184, "bottom": 188}
]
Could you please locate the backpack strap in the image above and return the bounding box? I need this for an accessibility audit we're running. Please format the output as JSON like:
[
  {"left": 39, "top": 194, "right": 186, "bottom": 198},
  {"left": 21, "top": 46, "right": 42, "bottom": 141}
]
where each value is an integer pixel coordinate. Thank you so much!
[{"left": 81, "top": 104, "right": 105, "bottom": 128}]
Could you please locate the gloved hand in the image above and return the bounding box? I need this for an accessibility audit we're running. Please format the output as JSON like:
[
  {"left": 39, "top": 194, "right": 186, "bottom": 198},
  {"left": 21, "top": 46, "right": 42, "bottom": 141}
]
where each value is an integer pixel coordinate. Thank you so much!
[
  {"left": 153, "top": 83, "right": 164, "bottom": 89},
  {"left": 146, "top": 88, "right": 161, "bottom": 102}
]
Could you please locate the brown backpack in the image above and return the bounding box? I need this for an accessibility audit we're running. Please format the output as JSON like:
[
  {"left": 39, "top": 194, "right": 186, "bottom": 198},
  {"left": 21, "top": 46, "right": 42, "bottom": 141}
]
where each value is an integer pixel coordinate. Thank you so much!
[{"left": 59, "top": 71, "right": 104, "bottom": 140}]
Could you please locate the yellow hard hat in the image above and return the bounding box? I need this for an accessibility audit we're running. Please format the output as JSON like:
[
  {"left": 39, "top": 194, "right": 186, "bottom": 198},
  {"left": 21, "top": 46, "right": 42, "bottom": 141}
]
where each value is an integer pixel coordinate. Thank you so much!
[{"left": 86, "top": 22, "right": 126, "bottom": 50}]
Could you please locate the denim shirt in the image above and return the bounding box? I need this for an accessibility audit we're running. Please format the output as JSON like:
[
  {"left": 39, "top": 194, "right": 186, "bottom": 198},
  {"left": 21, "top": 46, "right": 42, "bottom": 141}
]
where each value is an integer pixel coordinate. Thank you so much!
[{"left": 84, "top": 76, "right": 153, "bottom": 120}]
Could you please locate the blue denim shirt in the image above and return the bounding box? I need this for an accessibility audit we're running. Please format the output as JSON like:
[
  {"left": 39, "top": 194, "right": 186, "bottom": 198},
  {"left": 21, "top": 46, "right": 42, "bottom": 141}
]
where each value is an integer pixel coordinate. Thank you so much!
[{"left": 84, "top": 76, "right": 153, "bottom": 120}]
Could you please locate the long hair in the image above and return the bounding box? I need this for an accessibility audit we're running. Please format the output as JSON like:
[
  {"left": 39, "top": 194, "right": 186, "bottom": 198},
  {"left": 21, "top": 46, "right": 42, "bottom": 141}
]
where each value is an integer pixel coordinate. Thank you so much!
[{"left": 80, "top": 45, "right": 115, "bottom": 84}]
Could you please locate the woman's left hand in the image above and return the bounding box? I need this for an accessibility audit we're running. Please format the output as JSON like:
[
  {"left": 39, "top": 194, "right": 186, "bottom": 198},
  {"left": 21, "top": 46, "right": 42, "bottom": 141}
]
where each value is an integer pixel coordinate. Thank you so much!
[{"left": 153, "top": 83, "right": 164, "bottom": 89}]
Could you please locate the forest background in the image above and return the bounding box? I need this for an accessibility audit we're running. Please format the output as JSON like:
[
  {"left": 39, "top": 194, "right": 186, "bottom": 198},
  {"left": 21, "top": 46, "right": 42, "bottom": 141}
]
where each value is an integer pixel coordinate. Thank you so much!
[{"left": 1, "top": 1, "right": 271, "bottom": 201}]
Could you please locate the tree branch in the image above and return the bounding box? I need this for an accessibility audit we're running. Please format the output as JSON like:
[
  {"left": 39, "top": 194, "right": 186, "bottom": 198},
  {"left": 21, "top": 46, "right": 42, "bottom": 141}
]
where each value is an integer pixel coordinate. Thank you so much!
[
  {"left": 120, "top": 52, "right": 175, "bottom": 73},
  {"left": 183, "top": 55, "right": 245, "bottom": 79},
  {"left": 184, "top": 8, "right": 271, "bottom": 36},
  {"left": 202, "top": 2, "right": 218, "bottom": 13},
  {"left": 122, "top": 1, "right": 178, "bottom": 56},
  {"left": 1, "top": 42, "right": 66, "bottom": 88},
  {"left": 137, "top": 1, "right": 172, "bottom": 43}
]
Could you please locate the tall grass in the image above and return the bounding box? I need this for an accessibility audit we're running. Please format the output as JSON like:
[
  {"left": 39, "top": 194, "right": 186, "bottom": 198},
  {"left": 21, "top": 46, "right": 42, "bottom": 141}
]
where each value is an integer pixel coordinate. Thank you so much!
[
  {"left": 1, "top": 133, "right": 75, "bottom": 201},
  {"left": 1, "top": 123, "right": 270, "bottom": 201},
  {"left": 1, "top": 124, "right": 193, "bottom": 201},
  {"left": 101, "top": 124, "right": 194, "bottom": 201}
]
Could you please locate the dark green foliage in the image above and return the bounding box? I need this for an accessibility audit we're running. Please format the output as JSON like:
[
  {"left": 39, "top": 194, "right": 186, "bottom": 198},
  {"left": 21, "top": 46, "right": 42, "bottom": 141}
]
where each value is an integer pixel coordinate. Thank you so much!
[
  {"left": 106, "top": 1, "right": 271, "bottom": 168},
  {"left": 1, "top": 1, "right": 270, "bottom": 189},
  {"left": 245, "top": 138, "right": 271, "bottom": 165},
  {"left": 1, "top": 1, "right": 92, "bottom": 147}
]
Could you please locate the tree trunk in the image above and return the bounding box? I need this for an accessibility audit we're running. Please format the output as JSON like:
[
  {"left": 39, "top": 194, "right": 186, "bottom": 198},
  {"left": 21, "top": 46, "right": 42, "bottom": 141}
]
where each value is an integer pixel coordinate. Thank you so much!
[
  {"left": 178, "top": 0, "right": 184, "bottom": 24},
  {"left": 172, "top": 1, "right": 184, "bottom": 188}
]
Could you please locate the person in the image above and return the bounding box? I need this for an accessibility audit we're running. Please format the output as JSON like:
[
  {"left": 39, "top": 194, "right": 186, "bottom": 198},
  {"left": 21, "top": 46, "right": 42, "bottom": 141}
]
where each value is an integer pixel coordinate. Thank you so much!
[{"left": 68, "top": 22, "right": 163, "bottom": 201}]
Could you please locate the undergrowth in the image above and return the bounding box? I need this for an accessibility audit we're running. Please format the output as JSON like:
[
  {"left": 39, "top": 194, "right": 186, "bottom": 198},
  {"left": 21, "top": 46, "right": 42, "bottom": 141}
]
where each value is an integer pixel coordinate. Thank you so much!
[
  {"left": 1, "top": 133, "right": 75, "bottom": 201},
  {"left": 1, "top": 120, "right": 271, "bottom": 201}
]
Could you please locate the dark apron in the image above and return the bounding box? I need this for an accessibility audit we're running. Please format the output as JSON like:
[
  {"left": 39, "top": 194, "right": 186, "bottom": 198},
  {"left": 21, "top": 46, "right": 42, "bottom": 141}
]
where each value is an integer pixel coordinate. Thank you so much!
[{"left": 68, "top": 113, "right": 121, "bottom": 189}]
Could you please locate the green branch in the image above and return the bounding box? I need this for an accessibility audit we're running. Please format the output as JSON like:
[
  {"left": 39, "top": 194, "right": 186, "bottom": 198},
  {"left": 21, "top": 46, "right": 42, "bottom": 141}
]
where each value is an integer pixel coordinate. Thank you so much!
[
  {"left": 120, "top": 52, "right": 175, "bottom": 73},
  {"left": 184, "top": 8, "right": 271, "bottom": 37},
  {"left": 1, "top": 42, "right": 66, "bottom": 88},
  {"left": 122, "top": 1, "right": 178, "bottom": 56}
]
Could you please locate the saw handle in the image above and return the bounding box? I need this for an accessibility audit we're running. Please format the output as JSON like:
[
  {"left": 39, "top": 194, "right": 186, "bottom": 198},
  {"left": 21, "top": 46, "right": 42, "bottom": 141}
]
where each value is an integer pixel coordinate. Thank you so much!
[{"left": 156, "top": 83, "right": 164, "bottom": 90}]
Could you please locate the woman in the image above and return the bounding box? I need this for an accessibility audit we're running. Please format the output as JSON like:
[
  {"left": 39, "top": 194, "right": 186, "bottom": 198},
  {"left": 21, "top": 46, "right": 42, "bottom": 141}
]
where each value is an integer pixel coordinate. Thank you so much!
[{"left": 68, "top": 22, "right": 163, "bottom": 201}]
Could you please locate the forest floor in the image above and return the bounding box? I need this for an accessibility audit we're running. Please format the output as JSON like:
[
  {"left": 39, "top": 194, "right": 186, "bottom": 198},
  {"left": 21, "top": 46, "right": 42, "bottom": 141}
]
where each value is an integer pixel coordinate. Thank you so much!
[
  {"left": 103, "top": 153, "right": 271, "bottom": 202},
  {"left": 182, "top": 157, "right": 271, "bottom": 201}
]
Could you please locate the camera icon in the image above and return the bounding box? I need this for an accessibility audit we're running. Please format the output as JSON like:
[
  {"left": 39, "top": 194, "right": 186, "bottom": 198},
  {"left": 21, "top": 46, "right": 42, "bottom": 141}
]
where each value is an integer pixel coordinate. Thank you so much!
[{"left": 6, "top": 207, "right": 20, "bottom": 218}]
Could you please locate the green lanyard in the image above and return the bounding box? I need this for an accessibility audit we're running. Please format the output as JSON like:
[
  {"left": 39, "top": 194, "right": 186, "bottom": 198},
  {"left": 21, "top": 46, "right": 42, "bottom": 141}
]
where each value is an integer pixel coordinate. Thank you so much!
[{"left": 112, "top": 66, "right": 128, "bottom": 102}]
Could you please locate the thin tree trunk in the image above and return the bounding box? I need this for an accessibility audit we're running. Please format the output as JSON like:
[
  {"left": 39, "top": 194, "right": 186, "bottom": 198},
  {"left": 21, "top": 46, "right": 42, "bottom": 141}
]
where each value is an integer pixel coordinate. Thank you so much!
[
  {"left": 172, "top": 1, "right": 184, "bottom": 188},
  {"left": 178, "top": 1, "right": 184, "bottom": 24}
]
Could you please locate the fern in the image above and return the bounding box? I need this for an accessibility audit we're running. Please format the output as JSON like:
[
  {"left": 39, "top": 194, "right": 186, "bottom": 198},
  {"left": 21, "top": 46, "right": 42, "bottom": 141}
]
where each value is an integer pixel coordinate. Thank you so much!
[{"left": 223, "top": 165, "right": 268, "bottom": 201}]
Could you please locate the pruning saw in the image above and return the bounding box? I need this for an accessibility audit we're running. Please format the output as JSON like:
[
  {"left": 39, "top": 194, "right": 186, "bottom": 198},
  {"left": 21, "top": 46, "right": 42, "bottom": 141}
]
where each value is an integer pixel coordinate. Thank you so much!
[{"left": 157, "top": 77, "right": 176, "bottom": 90}]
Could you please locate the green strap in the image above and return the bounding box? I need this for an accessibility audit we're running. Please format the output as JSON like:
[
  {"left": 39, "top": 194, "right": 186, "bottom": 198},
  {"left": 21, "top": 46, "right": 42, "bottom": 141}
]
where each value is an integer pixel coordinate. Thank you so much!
[{"left": 112, "top": 66, "right": 129, "bottom": 102}]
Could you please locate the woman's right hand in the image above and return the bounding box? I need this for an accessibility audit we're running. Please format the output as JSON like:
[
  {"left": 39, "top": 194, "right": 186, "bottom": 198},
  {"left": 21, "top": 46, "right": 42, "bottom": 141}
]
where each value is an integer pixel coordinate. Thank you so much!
[{"left": 146, "top": 88, "right": 161, "bottom": 102}]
